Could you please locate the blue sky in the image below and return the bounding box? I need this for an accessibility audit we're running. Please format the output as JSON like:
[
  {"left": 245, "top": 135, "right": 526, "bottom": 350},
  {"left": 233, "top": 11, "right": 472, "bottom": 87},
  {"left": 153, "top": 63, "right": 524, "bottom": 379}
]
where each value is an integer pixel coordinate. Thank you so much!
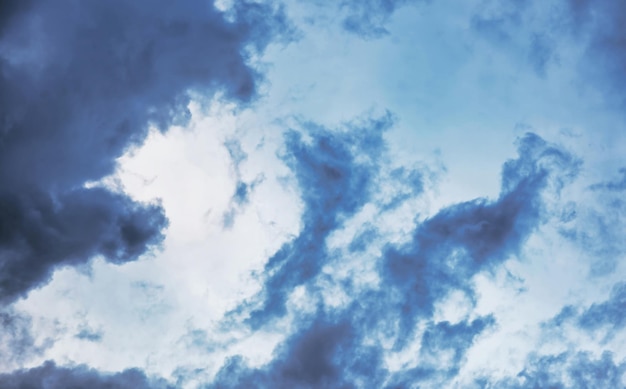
[{"left": 1, "top": 0, "right": 626, "bottom": 388}]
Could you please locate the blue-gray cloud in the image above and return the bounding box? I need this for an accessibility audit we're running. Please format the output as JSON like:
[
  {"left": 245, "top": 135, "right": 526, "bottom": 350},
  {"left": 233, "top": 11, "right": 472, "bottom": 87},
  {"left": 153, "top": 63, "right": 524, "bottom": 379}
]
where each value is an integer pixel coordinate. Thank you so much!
[
  {"left": 0, "top": 361, "right": 173, "bottom": 389},
  {"left": 563, "top": 1, "right": 626, "bottom": 109},
  {"left": 470, "top": 1, "right": 557, "bottom": 76},
  {"left": 222, "top": 139, "right": 264, "bottom": 229},
  {"left": 472, "top": 0, "right": 626, "bottom": 107},
  {"left": 238, "top": 114, "right": 392, "bottom": 327},
  {"left": 0, "top": 310, "right": 49, "bottom": 369},
  {"left": 550, "top": 282, "right": 626, "bottom": 341},
  {"left": 2, "top": 122, "right": 580, "bottom": 388},
  {"left": 476, "top": 351, "right": 626, "bottom": 388},
  {"left": 504, "top": 284, "right": 626, "bottom": 387},
  {"left": 211, "top": 308, "right": 386, "bottom": 389},
  {"left": 214, "top": 122, "right": 580, "bottom": 388},
  {"left": 590, "top": 168, "right": 626, "bottom": 192},
  {"left": 379, "top": 133, "right": 580, "bottom": 343},
  {"left": 340, "top": 0, "right": 420, "bottom": 39},
  {"left": 0, "top": 0, "right": 290, "bottom": 304}
]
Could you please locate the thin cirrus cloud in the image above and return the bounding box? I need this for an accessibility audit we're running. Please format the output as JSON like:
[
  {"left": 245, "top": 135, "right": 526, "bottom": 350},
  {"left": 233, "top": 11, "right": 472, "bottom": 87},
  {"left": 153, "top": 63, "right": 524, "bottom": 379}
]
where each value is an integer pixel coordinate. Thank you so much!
[{"left": 2, "top": 0, "right": 626, "bottom": 388}]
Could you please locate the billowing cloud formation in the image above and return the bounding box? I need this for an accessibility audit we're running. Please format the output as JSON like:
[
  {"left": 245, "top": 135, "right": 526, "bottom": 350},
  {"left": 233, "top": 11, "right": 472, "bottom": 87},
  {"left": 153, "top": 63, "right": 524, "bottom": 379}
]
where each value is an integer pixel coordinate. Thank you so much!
[
  {"left": 379, "top": 133, "right": 580, "bottom": 343},
  {"left": 212, "top": 119, "right": 581, "bottom": 387},
  {"left": 0, "top": 361, "right": 173, "bottom": 389},
  {"left": 241, "top": 114, "right": 392, "bottom": 327},
  {"left": 0, "top": 0, "right": 288, "bottom": 303},
  {"left": 4, "top": 0, "right": 626, "bottom": 386}
]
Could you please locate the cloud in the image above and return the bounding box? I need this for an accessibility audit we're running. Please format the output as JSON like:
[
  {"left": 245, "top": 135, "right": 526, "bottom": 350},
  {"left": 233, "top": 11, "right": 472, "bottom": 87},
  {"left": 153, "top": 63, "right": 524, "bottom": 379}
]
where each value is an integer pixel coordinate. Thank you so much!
[
  {"left": 211, "top": 123, "right": 581, "bottom": 388},
  {"left": 239, "top": 113, "right": 392, "bottom": 327},
  {"left": 0, "top": 361, "right": 173, "bottom": 389},
  {"left": 476, "top": 351, "right": 626, "bottom": 388},
  {"left": 590, "top": 168, "right": 626, "bottom": 192},
  {"left": 471, "top": 0, "right": 626, "bottom": 107},
  {"left": 558, "top": 166, "right": 626, "bottom": 276},
  {"left": 0, "top": 0, "right": 289, "bottom": 303},
  {"left": 550, "top": 282, "right": 626, "bottom": 342},
  {"left": 379, "top": 133, "right": 580, "bottom": 342},
  {"left": 562, "top": 1, "right": 626, "bottom": 108},
  {"left": 222, "top": 138, "right": 264, "bottom": 229},
  {"left": 0, "top": 189, "right": 167, "bottom": 304},
  {"left": 4, "top": 123, "right": 577, "bottom": 388},
  {"left": 0, "top": 310, "right": 50, "bottom": 371},
  {"left": 470, "top": 0, "right": 557, "bottom": 77},
  {"left": 386, "top": 316, "right": 495, "bottom": 387},
  {"left": 578, "top": 283, "right": 626, "bottom": 334},
  {"left": 500, "top": 281, "right": 626, "bottom": 387},
  {"left": 210, "top": 307, "right": 387, "bottom": 389},
  {"left": 340, "top": 0, "right": 418, "bottom": 38}
]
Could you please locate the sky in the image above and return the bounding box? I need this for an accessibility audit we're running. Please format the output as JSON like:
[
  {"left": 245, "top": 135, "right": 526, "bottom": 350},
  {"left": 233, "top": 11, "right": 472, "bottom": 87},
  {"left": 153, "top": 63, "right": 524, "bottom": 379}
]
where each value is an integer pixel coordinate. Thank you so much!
[{"left": 1, "top": 0, "right": 626, "bottom": 388}]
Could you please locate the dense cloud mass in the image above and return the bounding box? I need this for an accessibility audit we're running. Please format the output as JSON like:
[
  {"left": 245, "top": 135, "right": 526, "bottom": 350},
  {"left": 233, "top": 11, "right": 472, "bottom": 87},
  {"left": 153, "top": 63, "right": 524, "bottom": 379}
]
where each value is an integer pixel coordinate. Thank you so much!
[
  {"left": 0, "top": 0, "right": 288, "bottom": 303},
  {"left": 239, "top": 115, "right": 392, "bottom": 327},
  {"left": 0, "top": 361, "right": 173, "bottom": 389}
]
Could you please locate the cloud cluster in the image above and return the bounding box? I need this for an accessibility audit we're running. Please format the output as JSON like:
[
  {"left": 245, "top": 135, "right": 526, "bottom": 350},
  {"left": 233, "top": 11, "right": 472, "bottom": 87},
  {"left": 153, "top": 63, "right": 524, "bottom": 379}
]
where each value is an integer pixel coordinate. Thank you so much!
[
  {"left": 0, "top": 0, "right": 288, "bottom": 304},
  {"left": 3, "top": 0, "right": 626, "bottom": 387},
  {"left": 209, "top": 114, "right": 582, "bottom": 387},
  {"left": 0, "top": 361, "right": 173, "bottom": 389}
]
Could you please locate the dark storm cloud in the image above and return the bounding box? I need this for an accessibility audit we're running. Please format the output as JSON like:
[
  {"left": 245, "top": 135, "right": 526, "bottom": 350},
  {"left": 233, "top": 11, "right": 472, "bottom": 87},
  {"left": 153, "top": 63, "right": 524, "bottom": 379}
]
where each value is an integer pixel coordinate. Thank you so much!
[
  {"left": 0, "top": 361, "right": 173, "bottom": 389},
  {"left": 239, "top": 114, "right": 392, "bottom": 327},
  {"left": 0, "top": 189, "right": 167, "bottom": 304},
  {"left": 0, "top": 0, "right": 289, "bottom": 303}
]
